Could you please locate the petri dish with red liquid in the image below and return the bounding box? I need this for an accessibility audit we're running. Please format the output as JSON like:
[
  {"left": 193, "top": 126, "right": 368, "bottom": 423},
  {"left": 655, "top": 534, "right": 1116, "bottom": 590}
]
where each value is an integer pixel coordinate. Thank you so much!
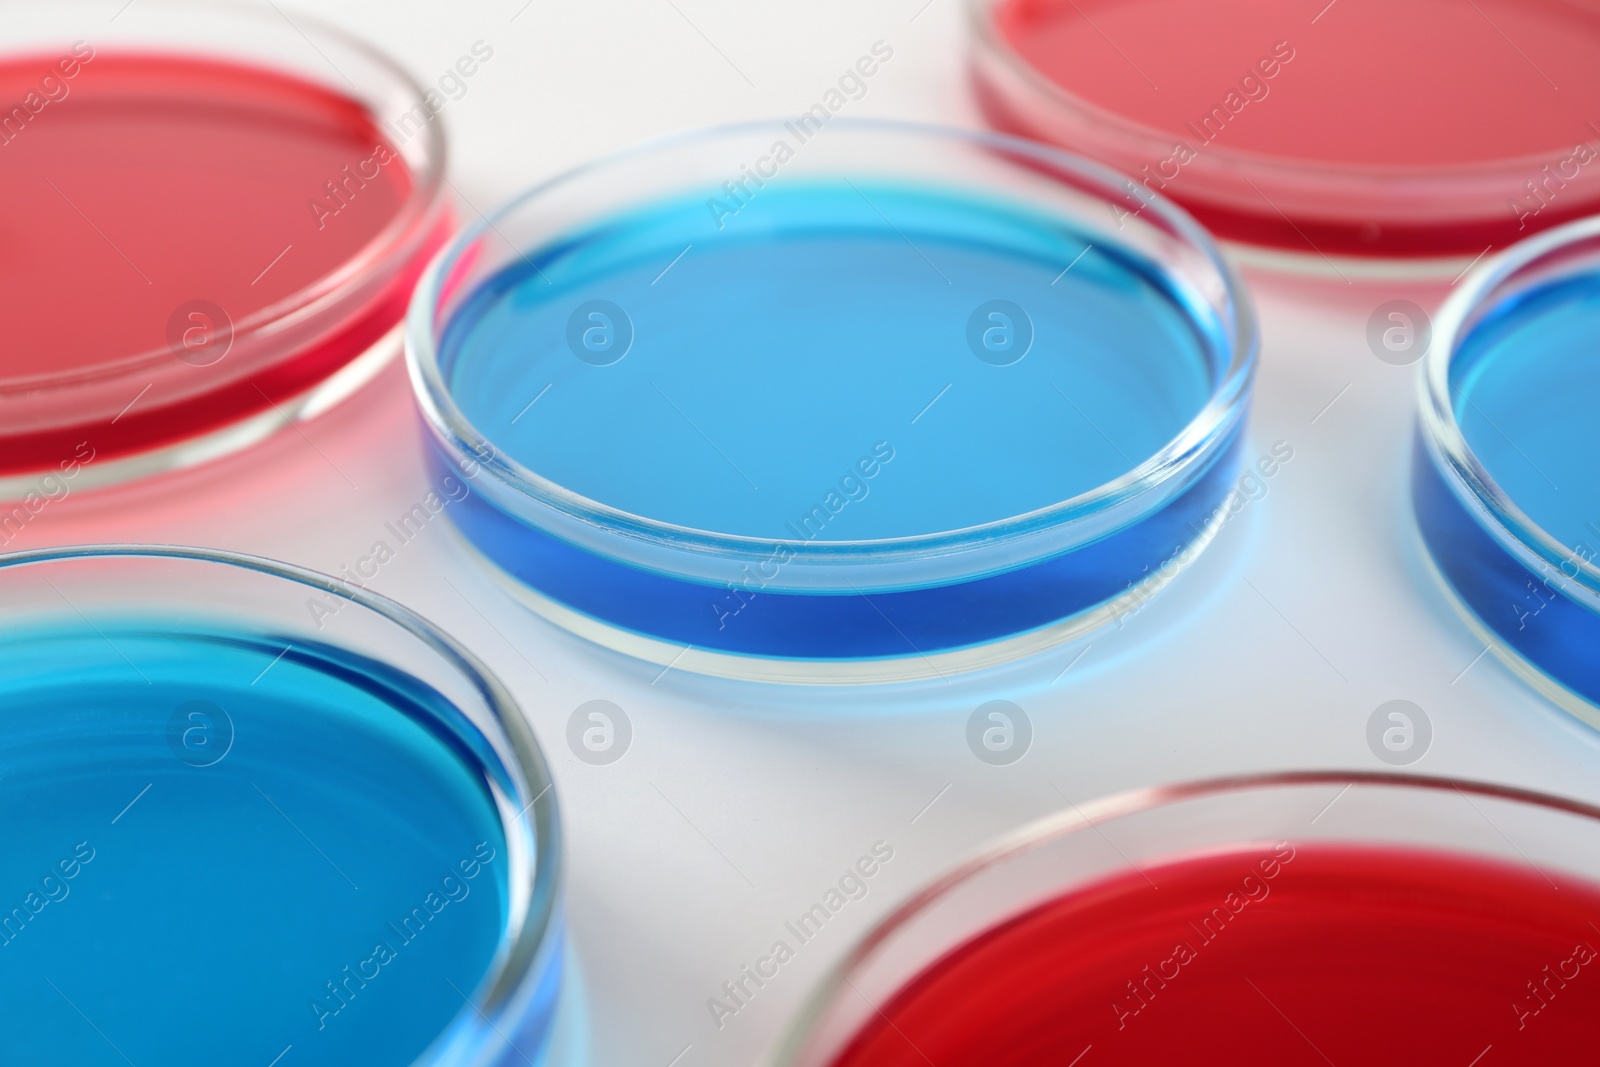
[
  {"left": 970, "top": 0, "right": 1600, "bottom": 269},
  {"left": 0, "top": 1, "right": 451, "bottom": 497},
  {"left": 771, "top": 774, "right": 1600, "bottom": 1065}
]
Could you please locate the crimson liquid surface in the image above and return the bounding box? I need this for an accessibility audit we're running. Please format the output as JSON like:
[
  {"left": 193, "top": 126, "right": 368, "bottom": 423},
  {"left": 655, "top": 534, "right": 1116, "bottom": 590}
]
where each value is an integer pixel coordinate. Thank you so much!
[
  {"left": 994, "top": 0, "right": 1600, "bottom": 167},
  {"left": 0, "top": 52, "right": 434, "bottom": 472},
  {"left": 828, "top": 845, "right": 1600, "bottom": 1066},
  {"left": 986, "top": 0, "right": 1600, "bottom": 254}
]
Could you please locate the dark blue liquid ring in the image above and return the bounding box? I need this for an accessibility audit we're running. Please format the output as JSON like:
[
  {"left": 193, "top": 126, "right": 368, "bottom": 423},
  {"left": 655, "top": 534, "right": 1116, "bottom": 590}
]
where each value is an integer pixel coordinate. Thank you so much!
[
  {"left": 1415, "top": 443, "right": 1600, "bottom": 706},
  {"left": 434, "top": 425, "right": 1242, "bottom": 660},
  {"left": 433, "top": 180, "right": 1242, "bottom": 663}
]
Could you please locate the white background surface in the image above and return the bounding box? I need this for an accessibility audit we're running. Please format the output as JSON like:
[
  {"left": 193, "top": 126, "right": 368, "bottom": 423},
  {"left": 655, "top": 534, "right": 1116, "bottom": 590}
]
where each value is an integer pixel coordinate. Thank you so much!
[{"left": 27, "top": 2, "right": 1600, "bottom": 1064}]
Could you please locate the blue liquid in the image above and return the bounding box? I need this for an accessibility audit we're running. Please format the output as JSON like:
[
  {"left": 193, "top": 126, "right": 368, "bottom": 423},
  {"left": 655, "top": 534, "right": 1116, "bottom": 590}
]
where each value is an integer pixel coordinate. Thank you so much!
[
  {"left": 436, "top": 180, "right": 1239, "bottom": 661},
  {"left": 0, "top": 623, "right": 514, "bottom": 1066},
  {"left": 1454, "top": 271, "right": 1600, "bottom": 555},
  {"left": 1416, "top": 269, "right": 1600, "bottom": 707},
  {"left": 442, "top": 181, "right": 1219, "bottom": 540}
]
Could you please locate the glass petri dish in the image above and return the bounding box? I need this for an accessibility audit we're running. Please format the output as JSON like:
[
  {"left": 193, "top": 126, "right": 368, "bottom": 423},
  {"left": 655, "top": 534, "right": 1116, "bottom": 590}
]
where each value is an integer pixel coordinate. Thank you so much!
[
  {"left": 0, "top": 1, "right": 451, "bottom": 497},
  {"left": 0, "top": 545, "right": 563, "bottom": 1067},
  {"left": 970, "top": 0, "right": 1600, "bottom": 269},
  {"left": 1416, "top": 217, "right": 1600, "bottom": 723},
  {"left": 408, "top": 120, "right": 1256, "bottom": 685},
  {"left": 770, "top": 772, "right": 1600, "bottom": 1065}
]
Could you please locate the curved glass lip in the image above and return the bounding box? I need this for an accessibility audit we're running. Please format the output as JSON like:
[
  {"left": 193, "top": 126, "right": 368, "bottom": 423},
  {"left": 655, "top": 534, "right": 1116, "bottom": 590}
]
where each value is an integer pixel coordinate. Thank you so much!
[
  {"left": 1420, "top": 214, "right": 1600, "bottom": 601},
  {"left": 407, "top": 117, "right": 1257, "bottom": 564},
  {"left": 0, "top": 543, "right": 562, "bottom": 1067},
  {"left": 766, "top": 769, "right": 1600, "bottom": 1066},
  {"left": 0, "top": 0, "right": 449, "bottom": 396},
  {"left": 965, "top": 0, "right": 1600, "bottom": 210}
]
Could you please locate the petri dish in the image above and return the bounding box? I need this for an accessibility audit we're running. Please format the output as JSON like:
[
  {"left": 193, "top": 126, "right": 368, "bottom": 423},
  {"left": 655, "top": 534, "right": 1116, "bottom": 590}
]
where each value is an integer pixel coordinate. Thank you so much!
[
  {"left": 408, "top": 120, "right": 1256, "bottom": 684},
  {"left": 970, "top": 0, "right": 1600, "bottom": 268},
  {"left": 1416, "top": 217, "right": 1600, "bottom": 723},
  {"left": 0, "top": 1, "right": 450, "bottom": 497},
  {"left": 770, "top": 773, "right": 1600, "bottom": 1065},
  {"left": 0, "top": 545, "right": 563, "bottom": 1067}
]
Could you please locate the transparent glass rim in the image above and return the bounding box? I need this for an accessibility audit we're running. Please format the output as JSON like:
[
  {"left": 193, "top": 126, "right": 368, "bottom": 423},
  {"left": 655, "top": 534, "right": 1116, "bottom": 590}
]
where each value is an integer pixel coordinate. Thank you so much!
[
  {"left": 406, "top": 117, "right": 1257, "bottom": 565},
  {"left": 0, "top": 0, "right": 449, "bottom": 395},
  {"left": 1420, "top": 214, "right": 1600, "bottom": 600},
  {"left": 0, "top": 543, "right": 562, "bottom": 1067},
  {"left": 766, "top": 769, "right": 1600, "bottom": 1066},
  {"left": 965, "top": 0, "right": 1600, "bottom": 215}
]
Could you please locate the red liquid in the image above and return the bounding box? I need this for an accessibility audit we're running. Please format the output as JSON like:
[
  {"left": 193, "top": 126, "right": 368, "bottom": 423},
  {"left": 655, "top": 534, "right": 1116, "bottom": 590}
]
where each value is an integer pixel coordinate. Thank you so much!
[
  {"left": 829, "top": 845, "right": 1600, "bottom": 1066},
  {"left": 0, "top": 53, "right": 445, "bottom": 475},
  {"left": 985, "top": 0, "right": 1600, "bottom": 255}
]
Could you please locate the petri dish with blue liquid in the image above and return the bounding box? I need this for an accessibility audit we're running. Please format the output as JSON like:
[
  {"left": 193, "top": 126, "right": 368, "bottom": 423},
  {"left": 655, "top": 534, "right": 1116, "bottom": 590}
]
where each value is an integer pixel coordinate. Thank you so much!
[
  {"left": 409, "top": 121, "right": 1256, "bottom": 683},
  {"left": 1416, "top": 216, "right": 1600, "bottom": 723},
  {"left": 0, "top": 546, "right": 566, "bottom": 1067}
]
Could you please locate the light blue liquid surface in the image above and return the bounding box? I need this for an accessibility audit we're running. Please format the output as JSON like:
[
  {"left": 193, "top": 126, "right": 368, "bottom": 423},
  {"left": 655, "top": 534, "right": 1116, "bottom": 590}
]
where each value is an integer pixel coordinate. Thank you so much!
[
  {"left": 1454, "top": 271, "right": 1600, "bottom": 555},
  {"left": 442, "top": 182, "right": 1220, "bottom": 540},
  {"left": 0, "top": 623, "right": 510, "bottom": 1067}
]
